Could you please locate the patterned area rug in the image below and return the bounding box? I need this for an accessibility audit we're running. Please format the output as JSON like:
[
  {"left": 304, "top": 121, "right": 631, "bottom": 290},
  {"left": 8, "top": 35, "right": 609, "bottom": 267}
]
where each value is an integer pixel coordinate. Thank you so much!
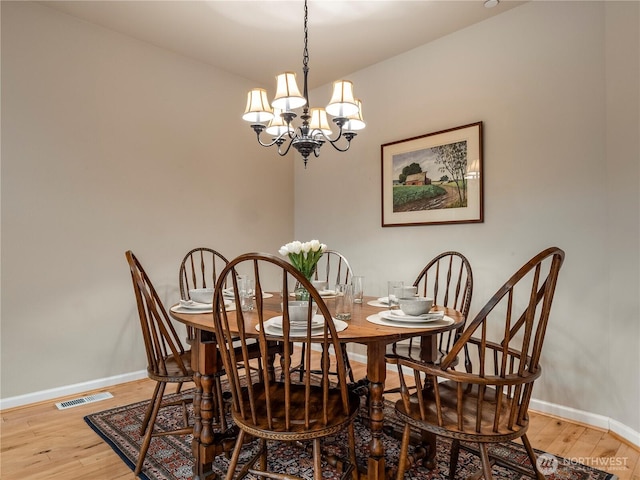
[{"left": 85, "top": 389, "right": 615, "bottom": 480}]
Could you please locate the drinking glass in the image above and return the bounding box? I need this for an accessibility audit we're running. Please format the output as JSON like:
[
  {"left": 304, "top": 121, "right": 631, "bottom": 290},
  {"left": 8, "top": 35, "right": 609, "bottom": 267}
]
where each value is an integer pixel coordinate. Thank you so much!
[
  {"left": 387, "top": 280, "right": 404, "bottom": 309},
  {"left": 237, "top": 275, "right": 255, "bottom": 312},
  {"left": 334, "top": 283, "right": 353, "bottom": 320},
  {"left": 351, "top": 276, "right": 364, "bottom": 304}
]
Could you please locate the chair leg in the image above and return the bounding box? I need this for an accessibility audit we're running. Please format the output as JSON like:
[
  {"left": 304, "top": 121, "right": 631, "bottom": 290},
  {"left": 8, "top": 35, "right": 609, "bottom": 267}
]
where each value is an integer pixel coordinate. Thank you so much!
[
  {"left": 348, "top": 423, "right": 358, "bottom": 480},
  {"left": 341, "top": 345, "right": 355, "bottom": 383},
  {"left": 521, "top": 434, "right": 545, "bottom": 480},
  {"left": 259, "top": 439, "right": 268, "bottom": 471},
  {"left": 139, "top": 381, "right": 162, "bottom": 436},
  {"left": 478, "top": 444, "right": 494, "bottom": 480},
  {"left": 225, "top": 430, "right": 245, "bottom": 480},
  {"left": 135, "top": 382, "right": 166, "bottom": 475},
  {"left": 396, "top": 423, "right": 412, "bottom": 480},
  {"left": 312, "top": 438, "right": 322, "bottom": 480},
  {"left": 449, "top": 439, "right": 460, "bottom": 480}
]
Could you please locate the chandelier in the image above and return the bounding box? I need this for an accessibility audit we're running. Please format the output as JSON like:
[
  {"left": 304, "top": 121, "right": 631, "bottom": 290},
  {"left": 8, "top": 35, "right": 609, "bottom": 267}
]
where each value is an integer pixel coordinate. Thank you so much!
[{"left": 242, "top": 0, "right": 365, "bottom": 167}]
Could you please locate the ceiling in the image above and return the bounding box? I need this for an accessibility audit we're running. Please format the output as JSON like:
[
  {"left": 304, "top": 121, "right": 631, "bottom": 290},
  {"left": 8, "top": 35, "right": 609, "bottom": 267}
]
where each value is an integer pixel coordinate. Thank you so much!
[{"left": 41, "top": 0, "right": 525, "bottom": 90}]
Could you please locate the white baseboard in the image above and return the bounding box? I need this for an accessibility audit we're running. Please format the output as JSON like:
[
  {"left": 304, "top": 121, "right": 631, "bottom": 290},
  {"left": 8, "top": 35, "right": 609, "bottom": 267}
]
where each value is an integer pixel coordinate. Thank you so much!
[
  {"left": 0, "top": 370, "right": 147, "bottom": 411},
  {"left": 609, "top": 418, "right": 640, "bottom": 447},
  {"left": 529, "top": 398, "right": 640, "bottom": 448},
  {"left": 529, "top": 398, "right": 611, "bottom": 430},
  {"left": 3, "top": 359, "right": 639, "bottom": 449}
]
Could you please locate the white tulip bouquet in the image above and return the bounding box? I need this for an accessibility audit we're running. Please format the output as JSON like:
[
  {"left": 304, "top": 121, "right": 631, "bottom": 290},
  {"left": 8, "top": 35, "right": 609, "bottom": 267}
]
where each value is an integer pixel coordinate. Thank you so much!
[{"left": 278, "top": 240, "right": 327, "bottom": 279}]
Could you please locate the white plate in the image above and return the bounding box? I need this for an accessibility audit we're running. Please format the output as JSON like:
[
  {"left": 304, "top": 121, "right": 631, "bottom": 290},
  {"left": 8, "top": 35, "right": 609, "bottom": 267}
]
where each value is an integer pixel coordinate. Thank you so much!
[
  {"left": 380, "top": 310, "right": 445, "bottom": 323},
  {"left": 257, "top": 316, "right": 348, "bottom": 337},
  {"left": 366, "top": 313, "right": 454, "bottom": 329},
  {"left": 223, "top": 288, "right": 273, "bottom": 299},
  {"left": 179, "top": 300, "right": 213, "bottom": 310},
  {"left": 171, "top": 300, "right": 233, "bottom": 314},
  {"left": 367, "top": 299, "right": 389, "bottom": 308},
  {"left": 273, "top": 315, "right": 324, "bottom": 330},
  {"left": 171, "top": 304, "right": 213, "bottom": 314}
]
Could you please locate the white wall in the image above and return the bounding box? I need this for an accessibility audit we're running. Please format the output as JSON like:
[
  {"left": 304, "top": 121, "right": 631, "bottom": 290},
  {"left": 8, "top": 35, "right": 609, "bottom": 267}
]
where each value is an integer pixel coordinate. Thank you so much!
[
  {"left": 1, "top": 2, "right": 293, "bottom": 399},
  {"left": 296, "top": 1, "right": 639, "bottom": 437}
]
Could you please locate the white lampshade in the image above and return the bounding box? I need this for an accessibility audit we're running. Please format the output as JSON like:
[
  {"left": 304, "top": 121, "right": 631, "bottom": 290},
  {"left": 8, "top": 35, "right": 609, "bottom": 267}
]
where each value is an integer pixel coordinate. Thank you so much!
[
  {"left": 242, "top": 88, "right": 274, "bottom": 123},
  {"left": 343, "top": 99, "right": 366, "bottom": 131},
  {"left": 266, "top": 109, "right": 295, "bottom": 136},
  {"left": 271, "top": 72, "right": 307, "bottom": 111},
  {"left": 309, "top": 108, "right": 333, "bottom": 136},
  {"left": 326, "top": 80, "right": 359, "bottom": 117}
]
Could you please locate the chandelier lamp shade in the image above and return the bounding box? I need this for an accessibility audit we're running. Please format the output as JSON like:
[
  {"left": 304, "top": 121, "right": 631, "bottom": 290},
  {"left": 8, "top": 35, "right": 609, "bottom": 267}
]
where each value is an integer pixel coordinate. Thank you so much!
[{"left": 242, "top": 0, "right": 365, "bottom": 167}]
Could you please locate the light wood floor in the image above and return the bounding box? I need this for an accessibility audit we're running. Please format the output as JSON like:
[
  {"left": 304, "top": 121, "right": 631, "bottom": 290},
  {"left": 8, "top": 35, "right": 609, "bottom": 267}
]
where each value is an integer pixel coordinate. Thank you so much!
[{"left": 2, "top": 360, "right": 638, "bottom": 480}]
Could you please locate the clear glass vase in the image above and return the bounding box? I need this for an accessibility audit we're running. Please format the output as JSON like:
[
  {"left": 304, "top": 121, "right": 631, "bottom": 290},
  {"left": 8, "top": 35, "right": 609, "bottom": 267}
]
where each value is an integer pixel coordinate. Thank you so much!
[
  {"left": 294, "top": 285, "right": 310, "bottom": 301},
  {"left": 294, "top": 272, "right": 314, "bottom": 301}
]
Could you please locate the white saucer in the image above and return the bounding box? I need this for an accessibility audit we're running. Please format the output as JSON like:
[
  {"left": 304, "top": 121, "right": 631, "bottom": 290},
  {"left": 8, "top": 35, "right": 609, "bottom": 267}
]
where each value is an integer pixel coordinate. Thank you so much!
[
  {"left": 366, "top": 313, "right": 454, "bottom": 329},
  {"left": 257, "top": 316, "right": 348, "bottom": 337},
  {"left": 379, "top": 310, "right": 445, "bottom": 323}
]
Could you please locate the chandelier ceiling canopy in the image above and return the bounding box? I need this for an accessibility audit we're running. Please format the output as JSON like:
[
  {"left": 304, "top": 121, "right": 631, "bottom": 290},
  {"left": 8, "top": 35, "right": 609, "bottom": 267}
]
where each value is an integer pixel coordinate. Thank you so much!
[{"left": 242, "top": 0, "right": 365, "bottom": 168}]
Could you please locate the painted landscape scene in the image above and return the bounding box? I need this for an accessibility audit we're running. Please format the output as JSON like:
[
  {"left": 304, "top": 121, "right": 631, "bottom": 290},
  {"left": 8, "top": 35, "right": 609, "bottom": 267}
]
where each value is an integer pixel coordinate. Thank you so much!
[{"left": 392, "top": 140, "right": 468, "bottom": 212}]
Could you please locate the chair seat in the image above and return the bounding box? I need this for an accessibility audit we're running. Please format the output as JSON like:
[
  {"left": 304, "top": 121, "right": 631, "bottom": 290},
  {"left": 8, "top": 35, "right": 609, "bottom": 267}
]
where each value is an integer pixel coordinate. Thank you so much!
[
  {"left": 233, "top": 383, "right": 360, "bottom": 440},
  {"left": 147, "top": 350, "right": 193, "bottom": 383},
  {"left": 394, "top": 380, "right": 529, "bottom": 443},
  {"left": 386, "top": 342, "right": 459, "bottom": 368}
]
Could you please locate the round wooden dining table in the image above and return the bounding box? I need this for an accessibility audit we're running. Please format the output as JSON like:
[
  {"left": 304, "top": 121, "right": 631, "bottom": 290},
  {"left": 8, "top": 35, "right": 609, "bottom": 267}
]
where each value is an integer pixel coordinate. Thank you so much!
[{"left": 170, "top": 295, "right": 464, "bottom": 480}]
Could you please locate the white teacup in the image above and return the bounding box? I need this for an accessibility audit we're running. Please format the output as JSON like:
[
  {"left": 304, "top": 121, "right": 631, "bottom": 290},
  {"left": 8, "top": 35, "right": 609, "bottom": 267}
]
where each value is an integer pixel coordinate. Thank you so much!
[
  {"left": 397, "top": 286, "right": 418, "bottom": 298},
  {"left": 189, "top": 288, "right": 214, "bottom": 304},
  {"left": 311, "top": 280, "right": 328, "bottom": 292}
]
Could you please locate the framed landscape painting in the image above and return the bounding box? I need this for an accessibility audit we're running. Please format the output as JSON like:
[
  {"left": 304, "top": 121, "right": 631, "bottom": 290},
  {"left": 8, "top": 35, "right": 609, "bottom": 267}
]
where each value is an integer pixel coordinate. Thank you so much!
[{"left": 381, "top": 122, "right": 483, "bottom": 227}]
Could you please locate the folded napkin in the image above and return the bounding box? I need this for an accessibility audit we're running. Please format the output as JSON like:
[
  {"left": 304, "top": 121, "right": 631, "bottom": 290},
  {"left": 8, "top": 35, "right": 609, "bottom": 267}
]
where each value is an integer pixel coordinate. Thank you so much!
[
  {"left": 179, "top": 299, "right": 231, "bottom": 308},
  {"left": 179, "top": 299, "right": 212, "bottom": 308},
  {"left": 319, "top": 289, "right": 336, "bottom": 296}
]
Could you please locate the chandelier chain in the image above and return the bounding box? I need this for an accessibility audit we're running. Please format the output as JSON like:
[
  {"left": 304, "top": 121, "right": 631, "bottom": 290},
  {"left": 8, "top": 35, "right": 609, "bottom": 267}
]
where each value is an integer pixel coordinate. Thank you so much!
[{"left": 302, "top": 0, "right": 310, "bottom": 101}]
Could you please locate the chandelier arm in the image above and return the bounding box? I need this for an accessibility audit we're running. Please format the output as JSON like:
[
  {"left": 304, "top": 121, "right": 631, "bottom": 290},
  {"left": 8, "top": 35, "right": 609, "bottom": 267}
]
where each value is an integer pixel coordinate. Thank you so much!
[
  {"left": 254, "top": 129, "right": 291, "bottom": 149},
  {"left": 310, "top": 124, "right": 344, "bottom": 144},
  {"left": 255, "top": 135, "right": 283, "bottom": 149},
  {"left": 277, "top": 139, "right": 295, "bottom": 157},
  {"left": 326, "top": 138, "right": 352, "bottom": 153}
]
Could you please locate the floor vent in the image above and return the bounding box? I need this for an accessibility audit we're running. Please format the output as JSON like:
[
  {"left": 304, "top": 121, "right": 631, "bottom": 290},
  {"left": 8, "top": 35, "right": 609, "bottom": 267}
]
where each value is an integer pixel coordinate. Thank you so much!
[{"left": 55, "top": 392, "right": 113, "bottom": 410}]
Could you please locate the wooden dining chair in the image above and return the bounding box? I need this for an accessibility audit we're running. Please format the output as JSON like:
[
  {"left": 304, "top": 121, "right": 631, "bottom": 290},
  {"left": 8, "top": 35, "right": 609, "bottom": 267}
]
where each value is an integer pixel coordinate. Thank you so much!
[
  {"left": 178, "top": 247, "right": 230, "bottom": 344},
  {"left": 297, "top": 249, "right": 355, "bottom": 382},
  {"left": 314, "top": 249, "right": 353, "bottom": 288},
  {"left": 386, "top": 251, "right": 474, "bottom": 379},
  {"left": 212, "top": 253, "right": 360, "bottom": 480},
  {"left": 387, "top": 247, "right": 565, "bottom": 480},
  {"left": 177, "top": 247, "right": 233, "bottom": 428},
  {"left": 125, "top": 250, "right": 194, "bottom": 476}
]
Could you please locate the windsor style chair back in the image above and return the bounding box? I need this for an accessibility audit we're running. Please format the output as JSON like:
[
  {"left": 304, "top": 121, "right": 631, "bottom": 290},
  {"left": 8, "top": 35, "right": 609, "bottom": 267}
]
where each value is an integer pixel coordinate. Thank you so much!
[
  {"left": 212, "top": 252, "right": 359, "bottom": 480},
  {"left": 125, "top": 250, "right": 193, "bottom": 476},
  {"left": 388, "top": 247, "right": 565, "bottom": 480},
  {"left": 178, "top": 247, "right": 229, "bottom": 344},
  {"left": 387, "top": 251, "right": 474, "bottom": 372}
]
